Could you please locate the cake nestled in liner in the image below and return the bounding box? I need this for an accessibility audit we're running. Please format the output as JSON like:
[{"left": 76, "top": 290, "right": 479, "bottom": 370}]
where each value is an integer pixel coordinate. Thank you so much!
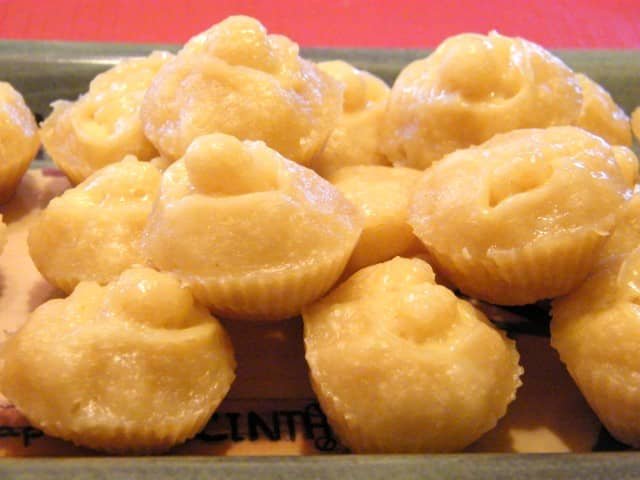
[
  {"left": 303, "top": 257, "right": 522, "bottom": 453},
  {"left": 552, "top": 242, "right": 640, "bottom": 448},
  {"left": 574, "top": 73, "right": 632, "bottom": 147},
  {"left": 142, "top": 133, "right": 362, "bottom": 321},
  {"left": 0, "top": 82, "right": 40, "bottom": 203},
  {"left": 0, "top": 267, "right": 236, "bottom": 454},
  {"left": 311, "top": 61, "right": 390, "bottom": 178},
  {"left": 409, "top": 126, "right": 629, "bottom": 305},
  {"left": 380, "top": 32, "right": 583, "bottom": 169},
  {"left": 327, "top": 165, "right": 423, "bottom": 275},
  {"left": 40, "top": 51, "right": 171, "bottom": 184},
  {"left": 141, "top": 16, "right": 342, "bottom": 166},
  {"left": 28, "top": 156, "right": 162, "bottom": 293}
]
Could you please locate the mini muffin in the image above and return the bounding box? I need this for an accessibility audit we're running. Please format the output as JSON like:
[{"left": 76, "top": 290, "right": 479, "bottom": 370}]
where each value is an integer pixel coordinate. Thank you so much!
[
  {"left": 551, "top": 246, "right": 640, "bottom": 447},
  {"left": 28, "top": 156, "right": 162, "bottom": 293},
  {"left": 40, "top": 51, "right": 172, "bottom": 184},
  {"left": 303, "top": 257, "right": 522, "bottom": 453},
  {"left": 141, "top": 16, "right": 342, "bottom": 166},
  {"left": 409, "top": 127, "right": 628, "bottom": 305},
  {"left": 0, "top": 82, "right": 40, "bottom": 203},
  {"left": 574, "top": 73, "right": 632, "bottom": 146},
  {"left": 0, "top": 267, "right": 236, "bottom": 453},
  {"left": 142, "top": 133, "right": 362, "bottom": 321},
  {"left": 311, "top": 61, "right": 390, "bottom": 178},
  {"left": 327, "top": 165, "right": 423, "bottom": 274},
  {"left": 381, "top": 32, "right": 583, "bottom": 169}
]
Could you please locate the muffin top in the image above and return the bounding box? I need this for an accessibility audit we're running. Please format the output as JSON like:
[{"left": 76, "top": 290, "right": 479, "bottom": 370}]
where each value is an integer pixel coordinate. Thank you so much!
[
  {"left": 303, "top": 257, "right": 521, "bottom": 452},
  {"left": 141, "top": 16, "right": 342, "bottom": 165},
  {"left": 143, "top": 133, "right": 362, "bottom": 280},
  {"left": 39, "top": 52, "right": 171, "bottom": 184},
  {"left": 311, "top": 61, "right": 390, "bottom": 177},
  {"left": 409, "top": 127, "right": 628, "bottom": 256},
  {"left": 28, "top": 156, "right": 162, "bottom": 293},
  {"left": 574, "top": 73, "right": 631, "bottom": 147},
  {"left": 0, "top": 82, "right": 39, "bottom": 177},
  {"left": 0, "top": 266, "right": 236, "bottom": 453},
  {"left": 381, "top": 31, "right": 582, "bottom": 169},
  {"left": 328, "top": 165, "right": 422, "bottom": 272}
]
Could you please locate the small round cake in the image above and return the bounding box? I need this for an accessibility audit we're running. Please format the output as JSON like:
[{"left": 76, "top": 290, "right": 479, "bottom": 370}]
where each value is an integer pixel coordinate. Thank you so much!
[
  {"left": 40, "top": 51, "right": 172, "bottom": 184},
  {"left": 551, "top": 246, "right": 640, "bottom": 448},
  {"left": 0, "top": 267, "right": 236, "bottom": 454},
  {"left": 574, "top": 73, "right": 632, "bottom": 147},
  {"left": 380, "top": 32, "right": 583, "bottom": 169},
  {"left": 327, "top": 165, "right": 423, "bottom": 274},
  {"left": 0, "top": 82, "right": 40, "bottom": 203},
  {"left": 311, "top": 61, "right": 390, "bottom": 178},
  {"left": 28, "top": 156, "right": 162, "bottom": 293},
  {"left": 141, "top": 16, "right": 342, "bottom": 166},
  {"left": 409, "top": 126, "right": 629, "bottom": 305},
  {"left": 303, "top": 257, "right": 522, "bottom": 453},
  {"left": 142, "top": 133, "right": 362, "bottom": 321}
]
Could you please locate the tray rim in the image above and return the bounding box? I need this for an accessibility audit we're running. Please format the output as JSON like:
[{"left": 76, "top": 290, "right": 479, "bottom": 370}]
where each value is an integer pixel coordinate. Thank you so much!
[{"left": 2, "top": 452, "right": 640, "bottom": 479}]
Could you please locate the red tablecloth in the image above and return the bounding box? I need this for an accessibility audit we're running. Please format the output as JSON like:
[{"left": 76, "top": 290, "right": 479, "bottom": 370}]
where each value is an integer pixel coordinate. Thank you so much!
[{"left": 0, "top": 0, "right": 638, "bottom": 48}]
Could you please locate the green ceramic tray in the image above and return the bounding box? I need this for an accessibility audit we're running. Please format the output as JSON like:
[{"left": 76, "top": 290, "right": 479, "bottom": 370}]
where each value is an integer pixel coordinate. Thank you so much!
[{"left": 0, "top": 40, "right": 639, "bottom": 479}]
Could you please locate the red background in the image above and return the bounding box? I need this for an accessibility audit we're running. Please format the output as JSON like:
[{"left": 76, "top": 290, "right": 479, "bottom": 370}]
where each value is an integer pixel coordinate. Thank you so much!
[{"left": 0, "top": 0, "right": 639, "bottom": 48}]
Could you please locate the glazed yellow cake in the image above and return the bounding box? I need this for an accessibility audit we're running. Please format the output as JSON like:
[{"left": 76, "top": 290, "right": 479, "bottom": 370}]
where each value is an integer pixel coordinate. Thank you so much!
[
  {"left": 141, "top": 16, "right": 342, "bottom": 166},
  {"left": 551, "top": 246, "right": 640, "bottom": 447},
  {"left": 303, "top": 257, "right": 522, "bottom": 453},
  {"left": 409, "top": 126, "right": 628, "bottom": 305},
  {"left": 39, "top": 51, "right": 172, "bottom": 184},
  {"left": 0, "top": 82, "right": 40, "bottom": 203},
  {"left": 380, "top": 32, "right": 583, "bottom": 169},
  {"left": 0, "top": 267, "right": 236, "bottom": 453},
  {"left": 327, "top": 165, "right": 423, "bottom": 274},
  {"left": 311, "top": 61, "right": 390, "bottom": 178},
  {"left": 574, "top": 73, "right": 632, "bottom": 147},
  {"left": 28, "top": 156, "right": 162, "bottom": 293},
  {"left": 142, "top": 133, "right": 362, "bottom": 321}
]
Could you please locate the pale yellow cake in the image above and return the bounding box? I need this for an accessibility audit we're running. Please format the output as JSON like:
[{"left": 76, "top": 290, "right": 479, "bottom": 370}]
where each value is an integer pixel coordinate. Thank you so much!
[
  {"left": 380, "top": 32, "right": 583, "bottom": 169},
  {"left": 574, "top": 73, "right": 632, "bottom": 147},
  {"left": 327, "top": 165, "right": 423, "bottom": 274},
  {"left": 0, "top": 267, "right": 236, "bottom": 454},
  {"left": 28, "top": 156, "right": 162, "bottom": 293},
  {"left": 40, "top": 51, "right": 172, "bottom": 184},
  {"left": 141, "top": 16, "right": 342, "bottom": 166},
  {"left": 551, "top": 246, "right": 640, "bottom": 448},
  {"left": 311, "top": 61, "right": 390, "bottom": 178},
  {"left": 409, "top": 126, "right": 629, "bottom": 305},
  {"left": 142, "top": 133, "right": 362, "bottom": 321},
  {"left": 303, "top": 257, "right": 522, "bottom": 453},
  {"left": 0, "top": 82, "right": 40, "bottom": 203}
]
